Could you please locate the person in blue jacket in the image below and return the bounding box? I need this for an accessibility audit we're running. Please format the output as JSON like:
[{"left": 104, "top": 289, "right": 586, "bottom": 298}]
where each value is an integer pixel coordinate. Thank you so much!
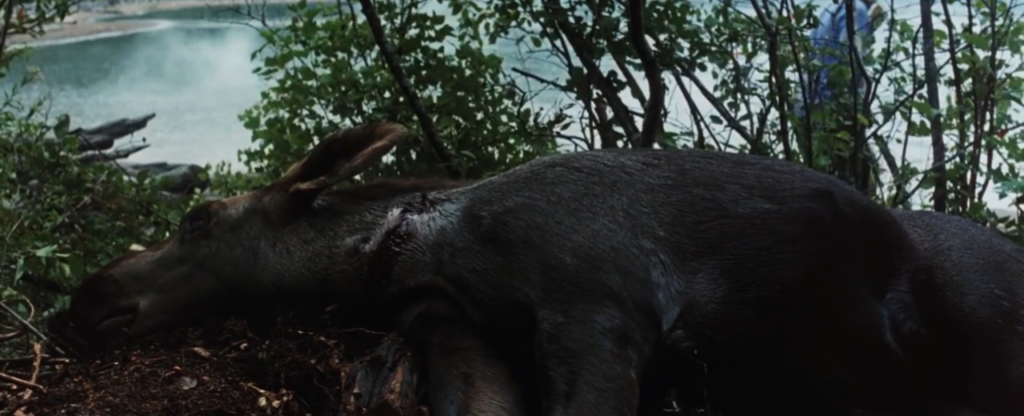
[{"left": 794, "top": 0, "right": 885, "bottom": 194}]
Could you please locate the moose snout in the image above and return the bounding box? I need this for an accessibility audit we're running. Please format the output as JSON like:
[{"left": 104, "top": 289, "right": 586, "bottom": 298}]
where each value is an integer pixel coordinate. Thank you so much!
[{"left": 68, "top": 272, "right": 141, "bottom": 350}]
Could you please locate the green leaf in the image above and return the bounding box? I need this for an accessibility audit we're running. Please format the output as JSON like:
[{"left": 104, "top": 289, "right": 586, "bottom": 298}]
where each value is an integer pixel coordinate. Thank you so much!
[
  {"left": 59, "top": 262, "right": 71, "bottom": 278},
  {"left": 34, "top": 245, "right": 57, "bottom": 258},
  {"left": 53, "top": 114, "right": 71, "bottom": 138},
  {"left": 13, "top": 257, "right": 25, "bottom": 285},
  {"left": 856, "top": 113, "right": 872, "bottom": 127},
  {"left": 911, "top": 100, "right": 940, "bottom": 120},
  {"left": 962, "top": 32, "right": 990, "bottom": 50}
]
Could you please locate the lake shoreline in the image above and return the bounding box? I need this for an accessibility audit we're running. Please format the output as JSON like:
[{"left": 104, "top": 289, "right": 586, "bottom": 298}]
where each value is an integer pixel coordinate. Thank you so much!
[{"left": 8, "top": 0, "right": 323, "bottom": 46}]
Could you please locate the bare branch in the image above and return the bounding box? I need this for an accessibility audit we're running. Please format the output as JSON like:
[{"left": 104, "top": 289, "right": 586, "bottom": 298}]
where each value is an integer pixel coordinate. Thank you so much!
[
  {"left": 606, "top": 34, "right": 647, "bottom": 109},
  {"left": 0, "top": 301, "right": 53, "bottom": 352},
  {"left": 626, "top": 0, "right": 663, "bottom": 148},
  {"left": 919, "top": 0, "right": 947, "bottom": 212},
  {"left": 358, "top": 0, "right": 462, "bottom": 179},
  {"left": 511, "top": 67, "right": 571, "bottom": 93},
  {"left": 0, "top": 0, "right": 16, "bottom": 62},
  {"left": 781, "top": 0, "right": 815, "bottom": 165},
  {"left": 669, "top": 70, "right": 717, "bottom": 149},
  {"left": 0, "top": 371, "right": 45, "bottom": 392},
  {"left": 893, "top": 145, "right": 967, "bottom": 207},
  {"left": 544, "top": 1, "right": 641, "bottom": 146},
  {"left": 669, "top": 60, "right": 755, "bottom": 145}
]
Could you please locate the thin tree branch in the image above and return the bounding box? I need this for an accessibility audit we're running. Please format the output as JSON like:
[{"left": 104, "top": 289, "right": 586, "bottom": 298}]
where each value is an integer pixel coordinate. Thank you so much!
[
  {"left": 938, "top": 0, "right": 970, "bottom": 209},
  {"left": 511, "top": 67, "right": 571, "bottom": 93},
  {"left": 626, "top": 0, "right": 663, "bottom": 148},
  {"left": 669, "top": 59, "right": 755, "bottom": 145},
  {"left": 606, "top": 34, "right": 647, "bottom": 109},
  {"left": 358, "top": 0, "right": 461, "bottom": 179},
  {"left": 752, "top": 0, "right": 792, "bottom": 160},
  {"left": 919, "top": 0, "right": 947, "bottom": 212},
  {"left": 0, "top": 302, "right": 41, "bottom": 342},
  {"left": 893, "top": 145, "right": 967, "bottom": 207},
  {"left": 0, "top": 371, "right": 45, "bottom": 392},
  {"left": 670, "top": 70, "right": 717, "bottom": 149},
  {"left": 779, "top": 0, "right": 815, "bottom": 166},
  {"left": 545, "top": 1, "right": 641, "bottom": 146},
  {"left": 0, "top": 0, "right": 17, "bottom": 62}
]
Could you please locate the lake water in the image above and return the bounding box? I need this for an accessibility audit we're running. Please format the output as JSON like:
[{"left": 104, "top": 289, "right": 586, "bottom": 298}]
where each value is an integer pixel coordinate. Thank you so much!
[
  {"left": 5, "top": 0, "right": 1019, "bottom": 213},
  {"left": 6, "top": 17, "right": 269, "bottom": 167}
]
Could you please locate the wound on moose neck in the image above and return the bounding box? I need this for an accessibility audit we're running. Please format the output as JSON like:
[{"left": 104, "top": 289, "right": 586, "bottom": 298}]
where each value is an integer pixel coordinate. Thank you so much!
[{"left": 358, "top": 192, "right": 447, "bottom": 292}]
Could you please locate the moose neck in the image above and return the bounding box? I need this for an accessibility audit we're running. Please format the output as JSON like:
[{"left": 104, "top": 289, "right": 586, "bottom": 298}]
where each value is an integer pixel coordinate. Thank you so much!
[{"left": 259, "top": 178, "right": 472, "bottom": 313}]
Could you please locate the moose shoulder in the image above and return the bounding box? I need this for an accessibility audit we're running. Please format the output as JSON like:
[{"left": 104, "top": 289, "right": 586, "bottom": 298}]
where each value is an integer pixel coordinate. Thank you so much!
[{"left": 70, "top": 122, "right": 917, "bottom": 416}]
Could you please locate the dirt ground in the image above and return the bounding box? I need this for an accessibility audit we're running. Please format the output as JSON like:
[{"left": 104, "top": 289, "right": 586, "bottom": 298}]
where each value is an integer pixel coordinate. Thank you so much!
[
  {"left": 0, "top": 306, "right": 699, "bottom": 416},
  {"left": 0, "top": 307, "right": 426, "bottom": 416}
]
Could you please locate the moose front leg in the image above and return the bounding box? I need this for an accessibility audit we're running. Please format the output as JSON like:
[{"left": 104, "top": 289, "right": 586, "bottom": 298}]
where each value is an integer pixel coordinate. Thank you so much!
[
  {"left": 399, "top": 299, "right": 529, "bottom": 416},
  {"left": 534, "top": 307, "right": 653, "bottom": 416},
  {"left": 422, "top": 323, "right": 530, "bottom": 416}
]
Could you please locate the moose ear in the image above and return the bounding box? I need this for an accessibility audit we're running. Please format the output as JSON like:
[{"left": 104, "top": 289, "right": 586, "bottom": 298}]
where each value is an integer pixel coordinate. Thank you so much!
[{"left": 277, "top": 122, "right": 406, "bottom": 202}]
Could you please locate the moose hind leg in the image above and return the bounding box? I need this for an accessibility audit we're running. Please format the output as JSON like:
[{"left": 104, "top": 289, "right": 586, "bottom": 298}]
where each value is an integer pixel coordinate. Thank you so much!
[
  {"left": 399, "top": 299, "right": 529, "bottom": 416},
  {"left": 534, "top": 307, "right": 652, "bottom": 416}
]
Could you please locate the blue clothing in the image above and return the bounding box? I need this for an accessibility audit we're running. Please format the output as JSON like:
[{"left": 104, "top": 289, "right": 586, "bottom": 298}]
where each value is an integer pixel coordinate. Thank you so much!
[{"left": 795, "top": 1, "right": 877, "bottom": 118}]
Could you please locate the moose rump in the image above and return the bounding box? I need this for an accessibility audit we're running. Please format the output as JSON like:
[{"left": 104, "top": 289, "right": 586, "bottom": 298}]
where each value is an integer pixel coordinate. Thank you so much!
[
  {"left": 886, "top": 209, "right": 1024, "bottom": 416},
  {"left": 351, "top": 147, "right": 919, "bottom": 416}
]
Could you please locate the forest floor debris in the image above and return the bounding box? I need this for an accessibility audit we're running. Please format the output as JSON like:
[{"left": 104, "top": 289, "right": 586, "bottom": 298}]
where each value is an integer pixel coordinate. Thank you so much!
[
  {"left": 0, "top": 308, "right": 425, "bottom": 416},
  {"left": 0, "top": 306, "right": 697, "bottom": 416}
]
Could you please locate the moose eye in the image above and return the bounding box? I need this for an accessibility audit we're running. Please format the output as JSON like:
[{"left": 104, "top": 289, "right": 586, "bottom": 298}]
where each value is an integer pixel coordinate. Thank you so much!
[
  {"left": 183, "top": 217, "right": 205, "bottom": 233},
  {"left": 179, "top": 211, "right": 209, "bottom": 235}
]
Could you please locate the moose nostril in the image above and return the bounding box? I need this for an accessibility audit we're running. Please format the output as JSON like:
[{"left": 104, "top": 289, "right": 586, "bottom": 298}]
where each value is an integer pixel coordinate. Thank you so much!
[{"left": 93, "top": 303, "right": 139, "bottom": 333}]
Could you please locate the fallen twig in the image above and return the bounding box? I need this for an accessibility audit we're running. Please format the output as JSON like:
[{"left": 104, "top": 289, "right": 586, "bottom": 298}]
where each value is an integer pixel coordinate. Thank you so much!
[
  {"left": 0, "top": 302, "right": 43, "bottom": 341},
  {"left": 0, "top": 371, "right": 46, "bottom": 392},
  {"left": 30, "top": 343, "right": 42, "bottom": 383},
  {"left": 0, "top": 301, "right": 64, "bottom": 356},
  {"left": 17, "top": 343, "right": 44, "bottom": 400},
  {"left": 0, "top": 331, "right": 24, "bottom": 342},
  {"left": 20, "top": 295, "right": 35, "bottom": 323},
  {"left": 0, "top": 355, "right": 55, "bottom": 364}
]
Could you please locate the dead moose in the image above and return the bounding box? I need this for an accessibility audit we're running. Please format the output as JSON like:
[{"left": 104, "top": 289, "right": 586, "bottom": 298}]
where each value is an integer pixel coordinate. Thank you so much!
[{"left": 66, "top": 122, "right": 959, "bottom": 416}]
